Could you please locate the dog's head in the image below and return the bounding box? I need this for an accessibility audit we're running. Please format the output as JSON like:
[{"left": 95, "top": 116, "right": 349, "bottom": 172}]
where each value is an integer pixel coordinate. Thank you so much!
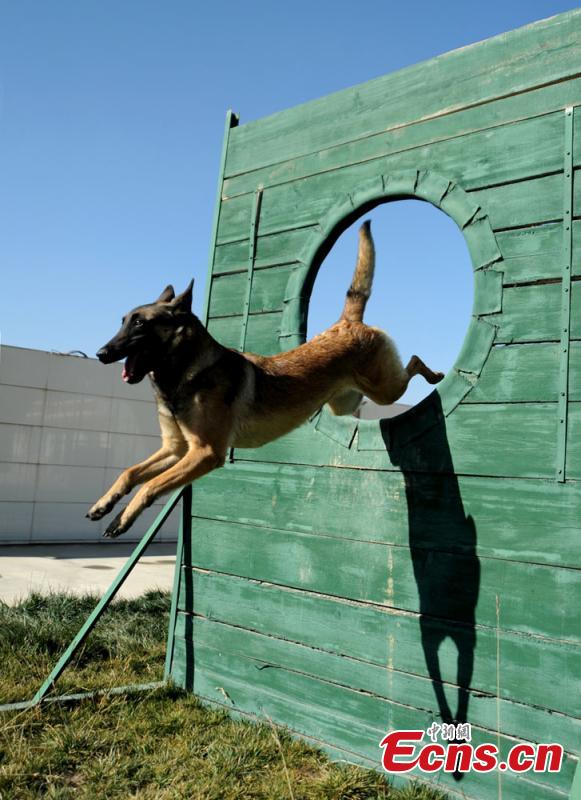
[{"left": 96, "top": 280, "right": 194, "bottom": 384}]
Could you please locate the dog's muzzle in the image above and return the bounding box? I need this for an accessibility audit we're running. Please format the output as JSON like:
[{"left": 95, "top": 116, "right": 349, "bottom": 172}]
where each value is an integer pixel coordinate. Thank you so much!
[{"left": 96, "top": 346, "right": 120, "bottom": 364}]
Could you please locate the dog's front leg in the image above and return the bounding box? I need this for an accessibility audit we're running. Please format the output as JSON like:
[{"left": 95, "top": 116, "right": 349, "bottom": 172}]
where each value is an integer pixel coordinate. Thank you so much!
[
  {"left": 103, "top": 444, "right": 226, "bottom": 538},
  {"left": 87, "top": 443, "right": 187, "bottom": 521},
  {"left": 87, "top": 414, "right": 187, "bottom": 521}
]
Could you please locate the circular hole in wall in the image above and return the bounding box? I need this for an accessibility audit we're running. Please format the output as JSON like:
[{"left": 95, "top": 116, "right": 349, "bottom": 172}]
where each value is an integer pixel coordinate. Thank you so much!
[{"left": 306, "top": 200, "right": 473, "bottom": 418}]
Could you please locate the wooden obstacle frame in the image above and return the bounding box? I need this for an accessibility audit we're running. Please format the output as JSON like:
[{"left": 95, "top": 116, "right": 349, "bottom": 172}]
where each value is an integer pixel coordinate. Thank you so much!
[
  {"left": 170, "top": 11, "right": 581, "bottom": 799},
  {"left": 24, "top": 10, "right": 581, "bottom": 800}
]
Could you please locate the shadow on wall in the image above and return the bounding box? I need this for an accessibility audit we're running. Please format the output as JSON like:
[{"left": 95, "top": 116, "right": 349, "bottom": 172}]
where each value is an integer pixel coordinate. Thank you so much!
[{"left": 381, "top": 393, "right": 480, "bottom": 780}]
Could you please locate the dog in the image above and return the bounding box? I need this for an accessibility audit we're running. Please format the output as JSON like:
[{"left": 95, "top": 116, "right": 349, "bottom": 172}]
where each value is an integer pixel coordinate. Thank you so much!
[{"left": 89, "top": 221, "right": 443, "bottom": 537}]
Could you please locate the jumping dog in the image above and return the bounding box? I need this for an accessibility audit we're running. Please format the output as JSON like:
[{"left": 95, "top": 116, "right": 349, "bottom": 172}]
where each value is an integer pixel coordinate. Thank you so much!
[{"left": 89, "top": 222, "right": 443, "bottom": 537}]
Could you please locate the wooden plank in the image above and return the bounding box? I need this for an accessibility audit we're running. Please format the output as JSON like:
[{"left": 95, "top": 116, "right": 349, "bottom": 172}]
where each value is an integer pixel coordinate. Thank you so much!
[
  {"left": 174, "top": 614, "right": 581, "bottom": 755},
  {"left": 224, "top": 11, "right": 581, "bottom": 176},
  {"left": 493, "top": 281, "right": 581, "bottom": 344},
  {"left": 178, "top": 570, "right": 581, "bottom": 718},
  {"left": 208, "top": 265, "right": 295, "bottom": 318},
  {"left": 184, "top": 516, "right": 580, "bottom": 642},
  {"left": 217, "top": 162, "right": 566, "bottom": 246},
  {"left": 202, "top": 110, "right": 239, "bottom": 325},
  {"left": 238, "top": 188, "right": 263, "bottom": 352},
  {"left": 235, "top": 402, "right": 558, "bottom": 479},
  {"left": 557, "top": 106, "right": 575, "bottom": 481},
  {"left": 497, "top": 224, "right": 560, "bottom": 282},
  {"left": 213, "top": 227, "right": 313, "bottom": 275},
  {"left": 212, "top": 209, "right": 580, "bottom": 287},
  {"left": 173, "top": 638, "right": 574, "bottom": 799},
  {"left": 192, "top": 461, "right": 581, "bottom": 568},
  {"left": 224, "top": 108, "right": 566, "bottom": 199},
  {"left": 207, "top": 311, "right": 281, "bottom": 354},
  {"left": 496, "top": 221, "right": 581, "bottom": 282},
  {"left": 472, "top": 173, "right": 564, "bottom": 231},
  {"left": 466, "top": 341, "right": 581, "bottom": 402},
  {"left": 207, "top": 269, "right": 581, "bottom": 367},
  {"left": 566, "top": 404, "right": 581, "bottom": 479}
]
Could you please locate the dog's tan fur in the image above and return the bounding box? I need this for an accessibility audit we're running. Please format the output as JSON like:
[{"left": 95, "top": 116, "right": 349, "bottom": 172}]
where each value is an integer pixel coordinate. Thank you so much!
[{"left": 89, "top": 222, "right": 443, "bottom": 537}]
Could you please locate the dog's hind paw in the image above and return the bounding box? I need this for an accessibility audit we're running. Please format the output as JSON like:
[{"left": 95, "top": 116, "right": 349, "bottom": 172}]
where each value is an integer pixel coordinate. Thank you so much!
[{"left": 103, "top": 510, "right": 127, "bottom": 539}]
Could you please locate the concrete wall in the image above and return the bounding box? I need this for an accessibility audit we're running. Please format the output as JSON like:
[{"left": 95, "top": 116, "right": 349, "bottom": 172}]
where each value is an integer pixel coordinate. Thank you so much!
[{"left": 0, "top": 345, "right": 179, "bottom": 543}]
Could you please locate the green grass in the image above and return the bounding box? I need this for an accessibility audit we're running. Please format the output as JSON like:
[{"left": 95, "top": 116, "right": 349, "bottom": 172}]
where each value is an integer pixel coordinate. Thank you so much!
[{"left": 0, "top": 591, "right": 447, "bottom": 799}]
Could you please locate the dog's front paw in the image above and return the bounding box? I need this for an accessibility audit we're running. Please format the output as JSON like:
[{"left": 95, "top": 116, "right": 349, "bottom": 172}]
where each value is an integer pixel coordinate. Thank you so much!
[
  {"left": 431, "top": 371, "right": 445, "bottom": 385},
  {"left": 86, "top": 494, "right": 121, "bottom": 521},
  {"left": 103, "top": 510, "right": 129, "bottom": 539}
]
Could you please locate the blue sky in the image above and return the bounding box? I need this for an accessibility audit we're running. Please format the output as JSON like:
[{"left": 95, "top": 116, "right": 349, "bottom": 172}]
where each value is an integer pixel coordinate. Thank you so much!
[{"left": 0, "top": 0, "right": 574, "bottom": 404}]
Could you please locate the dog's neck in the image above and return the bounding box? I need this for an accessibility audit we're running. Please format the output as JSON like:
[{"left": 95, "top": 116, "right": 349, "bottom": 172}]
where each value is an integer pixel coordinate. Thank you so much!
[{"left": 149, "top": 314, "right": 224, "bottom": 402}]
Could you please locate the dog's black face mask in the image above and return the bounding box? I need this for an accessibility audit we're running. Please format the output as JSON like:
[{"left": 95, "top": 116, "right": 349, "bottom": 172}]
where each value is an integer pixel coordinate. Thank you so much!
[{"left": 96, "top": 280, "right": 194, "bottom": 384}]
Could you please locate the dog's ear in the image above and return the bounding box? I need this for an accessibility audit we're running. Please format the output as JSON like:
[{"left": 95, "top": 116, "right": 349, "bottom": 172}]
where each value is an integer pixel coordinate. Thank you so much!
[
  {"left": 156, "top": 285, "right": 175, "bottom": 303},
  {"left": 171, "top": 279, "right": 194, "bottom": 313}
]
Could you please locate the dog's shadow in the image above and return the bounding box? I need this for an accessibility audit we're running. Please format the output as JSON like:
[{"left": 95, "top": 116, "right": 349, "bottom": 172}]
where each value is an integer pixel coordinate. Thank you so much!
[{"left": 380, "top": 393, "right": 480, "bottom": 776}]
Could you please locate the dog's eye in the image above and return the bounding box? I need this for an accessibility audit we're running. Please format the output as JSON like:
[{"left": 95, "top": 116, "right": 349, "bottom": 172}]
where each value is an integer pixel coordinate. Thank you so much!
[{"left": 133, "top": 319, "right": 144, "bottom": 328}]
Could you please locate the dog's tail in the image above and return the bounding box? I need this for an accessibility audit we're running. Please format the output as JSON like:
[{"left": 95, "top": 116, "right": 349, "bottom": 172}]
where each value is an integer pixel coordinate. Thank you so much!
[{"left": 340, "top": 220, "right": 375, "bottom": 323}]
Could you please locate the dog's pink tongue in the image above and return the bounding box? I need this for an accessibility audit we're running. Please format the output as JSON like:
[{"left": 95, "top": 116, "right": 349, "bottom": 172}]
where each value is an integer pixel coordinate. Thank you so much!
[{"left": 122, "top": 356, "right": 133, "bottom": 383}]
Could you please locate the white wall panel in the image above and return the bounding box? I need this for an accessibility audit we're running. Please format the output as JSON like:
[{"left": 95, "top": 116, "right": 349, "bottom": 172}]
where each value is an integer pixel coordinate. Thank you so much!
[
  {"left": 31, "top": 502, "right": 103, "bottom": 541},
  {"left": 104, "top": 432, "right": 160, "bottom": 469},
  {"left": 0, "top": 424, "right": 42, "bottom": 463},
  {"left": 39, "top": 428, "right": 110, "bottom": 467},
  {"left": 0, "top": 345, "right": 49, "bottom": 389},
  {"left": 0, "top": 502, "right": 33, "bottom": 541},
  {"left": 43, "top": 390, "right": 112, "bottom": 431},
  {"left": 47, "top": 353, "right": 115, "bottom": 397},
  {"left": 111, "top": 368, "right": 155, "bottom": 401},
  {"left": 0, "top": 463, "right": 38, "bottom": 501},
  {"left": 0, "top": 347, "right": 178, "bottom": 543},
  {"left": 0, "top": 385, "right": 45, "bottom": 425},
  {"left": 35, "top": 465, "right": 106, "bottom": 504},
  {"left": 109, "top": 397, "right": 158, "bottom": 436}
]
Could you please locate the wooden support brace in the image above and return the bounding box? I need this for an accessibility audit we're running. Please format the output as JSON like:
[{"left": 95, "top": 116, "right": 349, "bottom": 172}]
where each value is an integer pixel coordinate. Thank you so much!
[
  {"left": 31, "top": 489, "right": 184, "bottom": 705},
  {"left": 556, "top": 106, "right": 574, "bottom": 482},
  {"left": 239, "top": 186, "right": 263, "bottom": 352}
]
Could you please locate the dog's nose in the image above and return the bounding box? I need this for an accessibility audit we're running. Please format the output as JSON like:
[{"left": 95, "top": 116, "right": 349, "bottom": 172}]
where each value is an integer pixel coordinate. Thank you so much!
[{"left": 96, "top": 347, "right": 110, "bottom": 363}]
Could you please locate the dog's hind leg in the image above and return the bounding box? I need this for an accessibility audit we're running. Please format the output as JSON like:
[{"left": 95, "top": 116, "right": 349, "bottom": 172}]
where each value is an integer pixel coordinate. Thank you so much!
[
  {"left": 405, "top": 354, "right": 445, "bottom": 385},
  {"left": 357, "top": 333, "right": 444, "bottom": 407},
  {"left": 327, "top": 389, "right": 363, "bottom": 416}
]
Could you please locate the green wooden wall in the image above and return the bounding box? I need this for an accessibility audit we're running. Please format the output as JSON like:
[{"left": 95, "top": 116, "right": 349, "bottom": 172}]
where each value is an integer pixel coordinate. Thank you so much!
[{"left": 168, "top": 10, "right": 581, "bottom": 799}]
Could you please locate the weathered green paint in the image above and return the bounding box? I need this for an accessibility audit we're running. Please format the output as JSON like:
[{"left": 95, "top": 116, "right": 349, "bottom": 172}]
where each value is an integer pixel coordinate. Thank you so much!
[
  {"left": 172, "top": 639, "right": 575, "bottom": 798},
  {"left": 207, "top": 309, "right": 281, "bottom": 353},
  {"left": 190, "top": 461, "right": 581, "bottom": 566},
  {"left": 225, "top": 109, "right": 569, "bottom": 199},
  {"left": 182, "top": 517, "right": 580, "bottom": 641},
  {"left": 217, "top": 162, "right": 570, "bottom": 246},
  {"left": 558, "top": 107, "right": 575, "bottom": 480},
  {"left": 176, "top": 571, "right": 581, "bottom": 720},
  {"left": 238, "top": 187, "right": 263, "bottom": 352},
  {"left": 202, "top": 110, "right": 239, "bottom": 326},
  {"left": 174, "top": 614, "right": 581, "bottom": 752},
  {"left": 208, "top": 263, "right": 295, "bottom": 317},
  {"left": 225, "top": 13, "right": 581, "bottom": 175},
  {"left": 164, "top": 485, "right": 191, "bottom": 680},
  {"left": 169, "top": 11, "right": 581, "bottom": 799}
]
